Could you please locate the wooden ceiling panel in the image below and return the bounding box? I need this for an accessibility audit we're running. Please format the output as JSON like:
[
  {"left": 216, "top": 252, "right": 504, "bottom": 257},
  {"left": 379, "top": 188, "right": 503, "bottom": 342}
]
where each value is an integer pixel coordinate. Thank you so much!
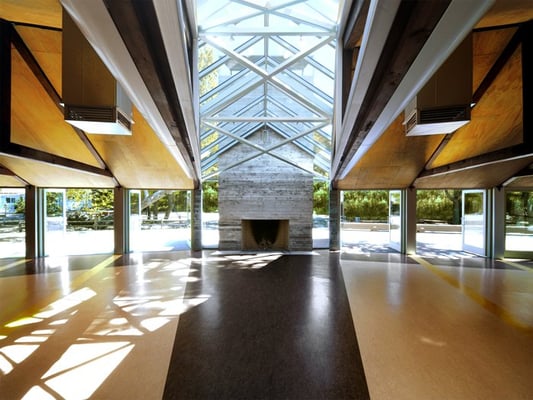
[
  {"left": 16, "top": 25, "right": 62, "bottom": 96},
  {"left": 0, "top": 173, "right": 24, "bottom": 187},
  {"left": 506, "top": 175, "right": 533, "bottom": 188},
  {"left": 338, "top": 114, "right": 444, "bottom": 189},
  {"left": 472, "top": 28, "right": 516, "bottom": 93},
  {"left": 414, "top": 157, "right": 533, "bottom": 189},
  {"left": 10, "top": 48, "right": 101, "bottom": 168},
  {"left": 88, "top": 108, "right": 194, "bottom": 189},
  {"left": 0, "top": 155, "right": 116, "bottom": 187},
  {"left": 0, "top": 0, "right": 61, "bottom": 28},
  {"left": 430, "top": 47, "right": 523, "bottom": 168},
  {"left": 476, "top": 0, "right": 533, "bottom": 29}
]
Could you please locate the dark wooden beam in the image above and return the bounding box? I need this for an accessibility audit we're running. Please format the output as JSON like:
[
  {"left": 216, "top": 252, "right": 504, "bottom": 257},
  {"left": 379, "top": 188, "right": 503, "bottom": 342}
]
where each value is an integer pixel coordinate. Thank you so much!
[
  {"left": 1, "top": 143, "right": 114, "bottom": 178},
  {"left": 0, "top": 20, "right": 12, "bottom": 145},
  {"left": 103, "top": 0, "right": 199, "bottom": 185},
  {"left": 0, "top": 165, "right": 14, "bottom": 175},
  {"left": 0, "top": 164, "right": 29, "bottom": 185},
  {"left": 343, "top": 0, "right": 370, "bottom": 49},
  {"left": 334, "top": 0, "right": 451, "bottom": 183},
  {"left": 418, "top": 144, "right": 533, "bottom": 178}
]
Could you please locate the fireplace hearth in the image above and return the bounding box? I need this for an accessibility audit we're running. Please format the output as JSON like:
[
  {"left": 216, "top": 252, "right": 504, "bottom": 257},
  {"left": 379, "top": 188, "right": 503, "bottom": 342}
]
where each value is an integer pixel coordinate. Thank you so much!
[{"left": 242, "top": 219, "right": 289, "bottom": 250}]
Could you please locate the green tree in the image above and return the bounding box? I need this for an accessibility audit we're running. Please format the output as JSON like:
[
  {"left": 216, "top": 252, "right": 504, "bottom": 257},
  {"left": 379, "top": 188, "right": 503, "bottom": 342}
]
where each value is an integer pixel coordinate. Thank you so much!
[
  {"left": 15, "top": 197, "right": 25, "bottom": 214},
  {"left": 313, "top": 181, "right": 329, "bottom": 215},
  {"left": 202, "top": 181, "right": 218, "bottom": 212},
  {"left": 46, "top": 192, "right": 63, "bottom": 217},
  {"left": 343, "top": 190, "right": 389, "bottom": 221},
  {"left": 417, "top": 190, "right": 457, "bottom": 224}
]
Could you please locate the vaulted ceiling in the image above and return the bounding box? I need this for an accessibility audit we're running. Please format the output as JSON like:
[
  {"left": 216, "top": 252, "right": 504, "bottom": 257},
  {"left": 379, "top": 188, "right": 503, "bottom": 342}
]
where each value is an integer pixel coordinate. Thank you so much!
[{"left": 0, "top": 0, "right": 532, "bottom": 191}]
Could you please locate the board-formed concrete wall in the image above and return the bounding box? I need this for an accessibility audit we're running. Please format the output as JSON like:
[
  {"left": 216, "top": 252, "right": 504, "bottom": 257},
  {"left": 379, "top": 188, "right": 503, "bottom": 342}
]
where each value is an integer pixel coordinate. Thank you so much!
[{"left": 218, "top": 130, "right": 313, "bottom": 251}]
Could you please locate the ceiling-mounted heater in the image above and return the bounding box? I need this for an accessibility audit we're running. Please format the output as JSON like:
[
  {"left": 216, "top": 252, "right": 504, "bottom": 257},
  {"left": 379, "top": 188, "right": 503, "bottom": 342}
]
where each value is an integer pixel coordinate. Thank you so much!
[
  {"left": 404, "top": 34, "right": 472, "bottom": 136},
  {"left": 62, "top": 11, "right": 133, "bottom": 135}
]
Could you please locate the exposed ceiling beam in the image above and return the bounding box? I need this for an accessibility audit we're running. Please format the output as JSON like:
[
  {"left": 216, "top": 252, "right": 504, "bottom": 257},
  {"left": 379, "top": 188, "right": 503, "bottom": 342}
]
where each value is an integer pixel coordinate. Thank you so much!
[
  {"left": 333, "top": 0, "right": 495, "bottom": 184},
  {"left": 417, "top": 144, "right": 533, "bottom": 179},
  {"left": 103, "top": 0, "right": 199, "bottom": 185},
  {"left": 333, "top": 0, "right": 451, "bottom": 182},
  {"left": 343, "top": 0, "right": 370, "bottom": 48},
  {"left": 61, "top": 0, "right": 197, "bottom": 183},
  {"left": 1, "top": 143, "right": 114, "bottom": 177}
]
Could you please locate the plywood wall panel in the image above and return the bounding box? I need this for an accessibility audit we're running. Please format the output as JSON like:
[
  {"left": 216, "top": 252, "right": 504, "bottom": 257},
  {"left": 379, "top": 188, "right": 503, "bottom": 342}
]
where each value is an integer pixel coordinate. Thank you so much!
[
  {"left": 430, "top": 47, "right": 523, "bottom": 168},
  {"left": 16, "top": 26, "right": 62, "bottom": 96},
  {"left": 88, "top": 108, "right": 194, "bottom": 189},
  {"left": 473, "top": 28, "right": 516, "bottom": 93},
  {"left": 338, "top": 114, "right": 444, "bottom": 189},
  {"left": 10, "top": 49, "right": 102, "bottom": 168}
]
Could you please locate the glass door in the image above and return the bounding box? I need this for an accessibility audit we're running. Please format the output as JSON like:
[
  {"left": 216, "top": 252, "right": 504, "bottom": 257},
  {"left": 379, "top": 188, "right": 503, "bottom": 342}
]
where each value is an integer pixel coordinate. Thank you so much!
[
  {"left": 462, "top": 190, "right": 486, "bottom": 255},
  {"left": 389, "top": 190, "right": 401, "bottom": 252},
  {"left": 44, "top": 189, "right": 67, "bottom": 256}
]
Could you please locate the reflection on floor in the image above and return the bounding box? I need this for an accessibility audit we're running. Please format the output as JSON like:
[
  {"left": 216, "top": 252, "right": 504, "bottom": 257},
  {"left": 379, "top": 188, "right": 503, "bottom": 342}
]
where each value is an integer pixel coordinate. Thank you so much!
[{"left": 0, "top": 249, "right": 531, "bottom": 399}]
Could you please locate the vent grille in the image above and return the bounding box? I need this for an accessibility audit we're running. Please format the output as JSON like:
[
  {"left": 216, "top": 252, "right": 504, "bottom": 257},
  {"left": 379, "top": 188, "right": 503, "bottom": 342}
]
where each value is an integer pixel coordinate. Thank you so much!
[
  {"left": 419, "top": 105, "right": 470, "bottom": 124},
  {"left": 405, "top": 111, "right": 418, "bottom": 133},
  {"left": 65, "top": 105, "right": 116, "bottom": 122},
  {"left": 117, "top": 110, "right": 132, "bottom": 131}
]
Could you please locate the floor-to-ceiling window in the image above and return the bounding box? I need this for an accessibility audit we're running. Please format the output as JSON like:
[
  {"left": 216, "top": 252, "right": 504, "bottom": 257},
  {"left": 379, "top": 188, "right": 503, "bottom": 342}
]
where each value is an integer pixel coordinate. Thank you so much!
[
  {"left": 505, "top": 190, "right": 533, "bottom": 255},
  {"left": 129, "top": 190, "right": 191, "bottom": 252},
  {"left": 0, "top": 188, "right": 25, "bottom": 258},
  {"left": 45, "top": 188, "right": 114, "bottom": 256}
]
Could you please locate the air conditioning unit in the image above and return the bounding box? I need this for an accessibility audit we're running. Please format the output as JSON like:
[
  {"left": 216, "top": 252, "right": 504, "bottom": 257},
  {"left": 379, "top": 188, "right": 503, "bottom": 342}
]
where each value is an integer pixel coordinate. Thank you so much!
[
  {"left": 62, "top": 11, "right": 133, "bottom": 135},
  {"left": 404, "top": 34, "right": 472, "bottom": 136}
]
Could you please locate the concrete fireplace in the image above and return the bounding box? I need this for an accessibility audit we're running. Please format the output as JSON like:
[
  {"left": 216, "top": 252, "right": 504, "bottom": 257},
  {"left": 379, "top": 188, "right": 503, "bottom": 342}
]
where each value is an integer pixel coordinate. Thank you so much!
[{"left": 218, "top": 129, "right": 313, "bottom": 251}]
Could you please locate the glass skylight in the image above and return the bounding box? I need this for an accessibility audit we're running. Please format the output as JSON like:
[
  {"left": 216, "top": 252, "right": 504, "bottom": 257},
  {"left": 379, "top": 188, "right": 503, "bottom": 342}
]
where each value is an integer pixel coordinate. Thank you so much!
[{"left": 197, "top": 0, "right": 340, "bottom": 180}]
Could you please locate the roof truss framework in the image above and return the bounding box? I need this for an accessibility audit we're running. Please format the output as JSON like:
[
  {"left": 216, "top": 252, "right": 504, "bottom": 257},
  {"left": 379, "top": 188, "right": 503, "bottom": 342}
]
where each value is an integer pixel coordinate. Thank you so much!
[{"left": 198, "top": 0, "right": 338, "bottom": 180}]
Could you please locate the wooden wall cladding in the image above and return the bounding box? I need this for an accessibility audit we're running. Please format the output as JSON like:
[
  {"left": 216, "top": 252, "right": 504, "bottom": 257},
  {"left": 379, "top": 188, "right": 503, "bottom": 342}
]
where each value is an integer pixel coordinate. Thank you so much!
[
  {"left": 337, "top": 114, "right": 444, "bottom": 190},
  {"left": 88, "top": 108, "right": 194, "bottom": 189},
  {"left": 10, "top": 49, "right": 102, "bottom": 168},
  {"left": 429, "top": 46, "right": 523, "bottom": 168}
]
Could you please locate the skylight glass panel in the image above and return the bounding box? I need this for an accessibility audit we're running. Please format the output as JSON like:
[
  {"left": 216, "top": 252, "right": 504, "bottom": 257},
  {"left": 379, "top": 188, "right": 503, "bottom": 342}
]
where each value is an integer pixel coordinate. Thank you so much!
[{"left": 198, "top": 0, "right": 340, "bottom": 179}]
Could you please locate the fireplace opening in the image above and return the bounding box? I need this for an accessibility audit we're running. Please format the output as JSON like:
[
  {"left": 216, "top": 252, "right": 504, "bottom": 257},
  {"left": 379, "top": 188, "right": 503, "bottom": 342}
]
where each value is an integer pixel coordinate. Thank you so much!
[{"left": 242, "top": 219, "right": 289, "bottom": 250}]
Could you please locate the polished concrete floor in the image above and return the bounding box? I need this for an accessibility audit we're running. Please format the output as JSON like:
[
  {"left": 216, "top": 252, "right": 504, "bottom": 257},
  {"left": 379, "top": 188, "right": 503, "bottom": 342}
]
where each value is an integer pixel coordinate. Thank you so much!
[{"left": 0, "top": 249, "right": 531, "bottom": 399}]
